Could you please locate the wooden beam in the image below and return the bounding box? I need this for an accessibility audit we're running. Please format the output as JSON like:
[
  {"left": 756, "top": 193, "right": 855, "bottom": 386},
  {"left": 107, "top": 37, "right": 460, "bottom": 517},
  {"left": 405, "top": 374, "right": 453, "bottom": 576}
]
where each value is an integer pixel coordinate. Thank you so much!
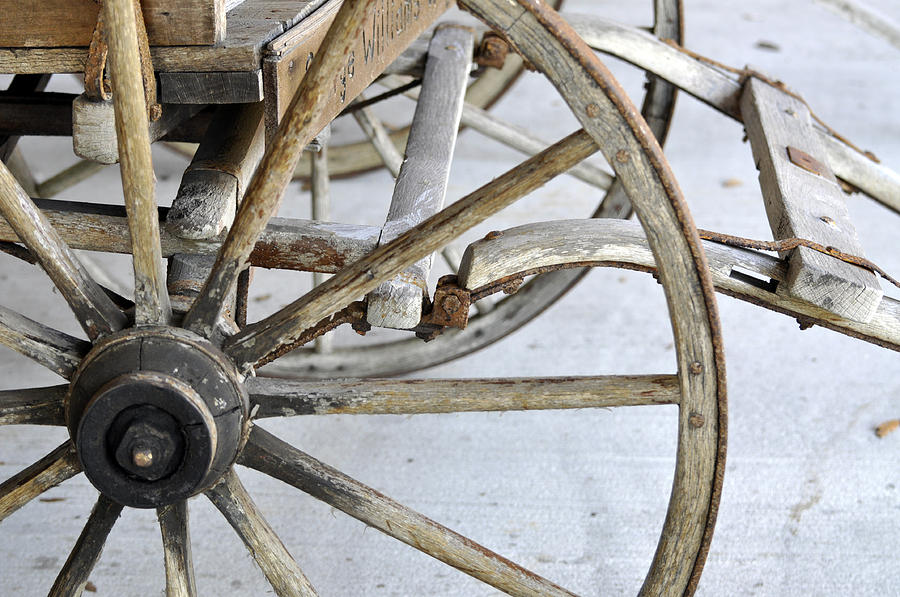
[
  {"left": 741, "top": 76, "right": 882, "bottom": 323},
  {"left": 366, "top": 25, "right": 473, "bottom": 330}
]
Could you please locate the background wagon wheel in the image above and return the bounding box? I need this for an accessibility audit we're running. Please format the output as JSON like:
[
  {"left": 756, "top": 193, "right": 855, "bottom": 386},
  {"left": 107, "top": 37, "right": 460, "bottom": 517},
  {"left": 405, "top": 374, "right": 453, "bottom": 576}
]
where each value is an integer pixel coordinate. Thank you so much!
[
  {"left": 0, "top": 1, "right": 724, "bottom": 596},
  {"left": 262, "top": 0, "right": 685, "bottom": 379}
]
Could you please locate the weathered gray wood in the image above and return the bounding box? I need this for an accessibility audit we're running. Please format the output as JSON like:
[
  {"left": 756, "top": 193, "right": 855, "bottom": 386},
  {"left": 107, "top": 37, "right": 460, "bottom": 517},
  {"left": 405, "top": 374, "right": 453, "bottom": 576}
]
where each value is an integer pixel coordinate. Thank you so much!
[
  {"left": 240, "top": 426, "right": 578, "bottom": 597},
  {"left": 248, "top": 374, "right": 680, "bottom": 417},
  {"left": 0, "top": 163, "right": 127, "bottom": 340},
  {"left": 223, "top": 130, "right": 598, "bottom": 369},
  {"left": 206, "top": 469, "right": 319, "bottom": 597},
  {"left": 567, "top": 13, "right": 900, "bottom": 214},
  {"left": 159, "top": 70, "right": 264, "bottom": 104},
  {"left": 457, "top": 216, "right": 900, "bottom": 353},
  {"left": 455, "top": 4, "right": 724, "bottom": 595},
  {"left": 0, "top": 305, "right": 90, "bottom": 378},
  {"left": 0, "top": 442, "right": 81, "bottom": 522},
  {"left": 72, "top": 96, "right": 202, "bottom": 165},
  {"left": 104, "top": 0, "right": 171, "bottom": 327},
  {"left": 0, "top": 198, "right": 380, "bottom": 273},
  {"left": 5, "top": 147, "right": 38, "bottom": 196},
  {"left": 310, "top": 134, "right": 332, "bottom": 353},
  {"left": 381, "top": 75, "right": 615, "bottom": 195},
  {"left": 366, "top": 26, "right": 474, "bottom": 330},
  {"left": 49, "top": 494, "right": 124, "bottom": 597},
  {"left": 351, "top": 102, "right": 403, "bottom": 177},
  {"left": 0, "top": 0, "right": 319, "bottom": 74},
  {"left": 158, "top": 502, "right": 198, "bottom": 597},
  {"left": 0, "top": 385, "right": 67, "bottom": 426},
  {"left": 168, "top": 103, "right": 265, "bottom": 240},
  {"left": 184, "top": 0, "right": 387, "bottom": 339},
  {"left": 741, "top": 77, "right": 882, "bottom": 323}
]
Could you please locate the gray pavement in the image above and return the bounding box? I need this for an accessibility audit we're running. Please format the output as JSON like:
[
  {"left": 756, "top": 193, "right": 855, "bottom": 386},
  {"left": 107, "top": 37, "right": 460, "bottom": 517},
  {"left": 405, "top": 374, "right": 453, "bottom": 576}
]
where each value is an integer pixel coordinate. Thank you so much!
[{"left": 1, "top": 1, "right": 898, "bottom": 595}]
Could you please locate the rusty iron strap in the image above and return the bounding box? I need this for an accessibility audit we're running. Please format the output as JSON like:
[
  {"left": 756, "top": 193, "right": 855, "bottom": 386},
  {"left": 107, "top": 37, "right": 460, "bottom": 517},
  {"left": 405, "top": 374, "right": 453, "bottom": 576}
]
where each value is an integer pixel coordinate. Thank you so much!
[
  {"left": 697, "top": 229, "right": 900, "bottom": 290},
  {"left": 86, "top": 0, "right": 161, "bottom": 120}
]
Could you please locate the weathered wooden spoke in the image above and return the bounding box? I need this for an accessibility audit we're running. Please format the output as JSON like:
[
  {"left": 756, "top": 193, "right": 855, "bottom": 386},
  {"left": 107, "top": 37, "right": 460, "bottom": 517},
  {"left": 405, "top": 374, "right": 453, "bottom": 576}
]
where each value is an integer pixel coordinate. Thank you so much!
[
  {"left": 351, "top": 99, "right": 403, "bottom": 177},
  {"left": 247, "top": 374, "right": 680, "bottom": 417},
  {"left": 182, "top": 0, "right": 381, "bottom": 339},
  {"left": 205, "top": 468, "right": 318, "bottom": 597},
  {"left": 0, "top": 304, "right": 90, "bottom": 378},
  {"left": 103, "top": 0, "right": 170, "bottom": 326},
  {"left": 48, "top": 494, "right": 123, "bottom": 597},
  {"left": 0, "top": 385, "right": 67, "bottom": 426},
  {"left": 0, "top": 162, "right": 127, "bottom": 340},
  {"left": 224, "top": 129, "right": 597, "bottom": 370},
  {"left": 157, "top": 501, "right": 198, "bottom": 597},
  {"left": 260, "top": 0, "right": 684, "bottom": 379},
  {"left": 240, "top": 426, "right": 578, "bottom": 597},
  {"left": 0, "top": 442, "right": 81, "bottom": 522}
]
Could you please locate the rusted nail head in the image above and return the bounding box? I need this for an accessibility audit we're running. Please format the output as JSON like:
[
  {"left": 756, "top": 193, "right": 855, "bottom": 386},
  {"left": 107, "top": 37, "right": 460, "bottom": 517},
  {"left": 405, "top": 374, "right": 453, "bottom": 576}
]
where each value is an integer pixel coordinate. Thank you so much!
[
  {"left": 585, "top": 103, "right": 601, "bottom": 118},
  {"left": 689, "top": 413, "right": 705, "bottom": 428},
  {"left": 615, "top": 150, "right": 629, "bottom": 163},
  {"left": 689, "top": 361, "right": 703, "bottom": 375},
  {"left": 484, "top": 230, "right": 503, "bottom": 240},
  {"left": 441, "top": 295, "right": 462, "bottom": 314}
]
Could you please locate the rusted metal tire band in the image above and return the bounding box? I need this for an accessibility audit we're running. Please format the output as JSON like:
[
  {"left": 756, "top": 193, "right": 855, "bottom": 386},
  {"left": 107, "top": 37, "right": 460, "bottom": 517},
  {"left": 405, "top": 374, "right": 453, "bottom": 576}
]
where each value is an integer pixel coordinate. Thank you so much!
[{"left": 456, "top": 0, "right": 727, "bottom": 595}]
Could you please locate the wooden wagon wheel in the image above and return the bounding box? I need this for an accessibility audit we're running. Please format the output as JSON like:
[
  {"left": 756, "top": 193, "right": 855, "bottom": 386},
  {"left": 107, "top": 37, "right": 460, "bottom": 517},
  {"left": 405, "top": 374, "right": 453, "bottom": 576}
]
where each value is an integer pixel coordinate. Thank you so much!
[
  {"left": 264, "top": 0, "right": 686, "bottom": 378},
  {"left": 0, "top": 1, "right": 725, "bottom": 596}
]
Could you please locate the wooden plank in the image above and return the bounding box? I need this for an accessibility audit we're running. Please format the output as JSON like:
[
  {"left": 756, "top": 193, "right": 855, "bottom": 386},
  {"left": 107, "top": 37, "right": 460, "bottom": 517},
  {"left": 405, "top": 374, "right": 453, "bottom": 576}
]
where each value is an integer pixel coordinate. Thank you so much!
[
  {"left": 741, "top": 76, "right": 882, "bottom": 323},
  {"left": 158, "top": 70, "right": 263, "bottom": 104},
  {"left": 263, "top": 0, "right": 454, "bottom": 139},
  {"left": 0, "top": 198, "right": 380, "bottom": 272},
  {"left": 73, "top": 96, "right": 202, "bottom": 164},
  {"left": 0, "top": 0, "right": 225, "bottom": 48},
  {"left": 0, "top": 0, "right": 318, "bottom": 74},
  {"left": 366, "top": 25, "right": 473, "bottom": 329},
  {"left": 167, "top": 102, "right": 264, "bottom": 239}
]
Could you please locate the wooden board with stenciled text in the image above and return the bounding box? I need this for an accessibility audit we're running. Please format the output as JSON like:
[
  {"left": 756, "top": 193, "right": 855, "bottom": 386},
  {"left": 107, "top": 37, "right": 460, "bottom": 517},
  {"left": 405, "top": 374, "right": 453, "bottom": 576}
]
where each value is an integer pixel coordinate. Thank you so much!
[
  {"left": 0, "top": 0, "right": 228, "bottom": 47},
  {"left": 263, "top": 0, "right": 454, "bottom": 139}
]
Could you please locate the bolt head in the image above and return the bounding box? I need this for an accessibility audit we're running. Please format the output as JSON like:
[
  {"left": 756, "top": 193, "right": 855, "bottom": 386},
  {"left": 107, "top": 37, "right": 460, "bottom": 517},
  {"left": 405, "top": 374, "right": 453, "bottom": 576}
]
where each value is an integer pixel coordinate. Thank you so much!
[{"left": 113, "top": 413, "right": 182, "bottom": 482}]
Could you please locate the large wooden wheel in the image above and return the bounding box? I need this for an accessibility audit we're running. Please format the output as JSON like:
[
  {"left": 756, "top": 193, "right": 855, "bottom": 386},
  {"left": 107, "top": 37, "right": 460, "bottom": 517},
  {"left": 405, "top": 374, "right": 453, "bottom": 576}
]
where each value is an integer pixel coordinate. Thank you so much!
[
  {"left": 0, "top": 1, "right": 725, "bottom": 596},
  {"left": 264, "top": 0, "right": 687, "bottom": 378}
]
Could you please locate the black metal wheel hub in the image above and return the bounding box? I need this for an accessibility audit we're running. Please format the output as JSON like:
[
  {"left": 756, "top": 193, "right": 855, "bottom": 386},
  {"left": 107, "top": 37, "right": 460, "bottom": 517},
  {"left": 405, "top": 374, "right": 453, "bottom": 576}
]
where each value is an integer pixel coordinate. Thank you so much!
[{"left": 65, "top": 328, "right": 248, "bottom": 508}]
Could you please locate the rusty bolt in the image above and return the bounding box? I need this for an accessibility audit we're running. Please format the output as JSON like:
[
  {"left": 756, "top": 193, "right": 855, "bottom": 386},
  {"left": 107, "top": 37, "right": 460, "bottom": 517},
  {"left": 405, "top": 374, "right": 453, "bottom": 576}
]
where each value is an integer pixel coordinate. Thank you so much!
[
  {"left": 114, "top": 419, "right": 181, "bottom": 482},
  {"left": 689, "top": 361, "right": 703, "bottom": 375},
  {"left": 441, "top": 295, "right": 462, "bottom": 314},
  {"left": 476, "top": 33, "right": 510, "bottom": 69},
  {"left": 689, "top": 413, "right": 705, "bottom": 428}
]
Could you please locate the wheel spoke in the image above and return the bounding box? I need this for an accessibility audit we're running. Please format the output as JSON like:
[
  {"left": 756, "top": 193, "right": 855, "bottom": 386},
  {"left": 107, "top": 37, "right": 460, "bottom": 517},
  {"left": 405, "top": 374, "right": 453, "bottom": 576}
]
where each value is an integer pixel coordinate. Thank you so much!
[
  {"left": 49, "top": 494, "right": 124, "bottom": 597},
  {"left": 0, "top": 163, "right": 127, "bottom": 340},
  {"left": 182, "top": 0, "right": 381, "bottom": 339},
  {"left": 0, "top": 385, "right": 67, "bottom": 426},
  {"left": 248, "top": 374, "right": 679, "bottom": 417},
  {"left": 205, "top": 468, "right": 319, "bottom": 597},
  {"left": 351, "top": 100, "right": 403, "bottom": 177},
  {"left": 35, "top": 160, "right": 108, "bottom": 199},
  {"left": 240, "top": 427, "right": 577, "bottom": 597},
  {"left": 310, "top": 138, "right": 332, "bottom": 354},
  {"left": 158, "top": 501, "right": 197, "bottom": 597},
  {"left": 0, "top": 442, "right": 81, "bottom": 522},
  {"left": 103, "top": 0, "right": 170, "bottom": 326},
  {"left": 223, "top": 129, "right": 598, "bottom": 370},
  {"left": 0, "top": 304, "right": 91, "bottom": 378}
]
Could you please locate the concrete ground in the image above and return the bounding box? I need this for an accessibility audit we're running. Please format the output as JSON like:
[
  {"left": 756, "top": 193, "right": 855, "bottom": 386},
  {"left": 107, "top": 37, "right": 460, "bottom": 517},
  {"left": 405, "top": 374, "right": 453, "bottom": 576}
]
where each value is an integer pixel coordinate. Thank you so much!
[{"left": 1, "top": 1, "right": 898, "bottom": 595}]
